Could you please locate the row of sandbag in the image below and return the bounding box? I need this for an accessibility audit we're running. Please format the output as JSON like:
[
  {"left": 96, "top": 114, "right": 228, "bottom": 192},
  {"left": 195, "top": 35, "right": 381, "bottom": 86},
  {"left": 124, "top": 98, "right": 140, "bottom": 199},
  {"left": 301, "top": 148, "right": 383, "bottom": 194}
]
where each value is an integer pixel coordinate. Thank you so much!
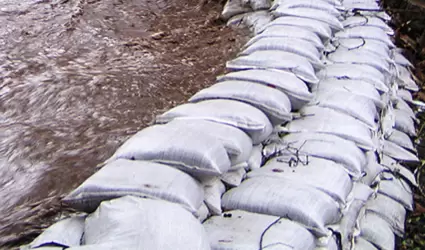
[
  {"left": 203, "top": 1, "right": 352, "bottom": 249},
  {"left": 20, "top": 1, "right": 418, "bottom": 250},
  {"left": 204, "top": 0, "right": 420, "bottom": 250}
]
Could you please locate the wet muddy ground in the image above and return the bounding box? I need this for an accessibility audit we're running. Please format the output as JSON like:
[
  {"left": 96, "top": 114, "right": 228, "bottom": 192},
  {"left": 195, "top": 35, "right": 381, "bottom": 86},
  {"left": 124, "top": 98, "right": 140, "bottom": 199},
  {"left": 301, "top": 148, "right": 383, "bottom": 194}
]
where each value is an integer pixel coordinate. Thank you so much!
[{"left": 0, "top": 0, "right": 248, "bottom": 247}]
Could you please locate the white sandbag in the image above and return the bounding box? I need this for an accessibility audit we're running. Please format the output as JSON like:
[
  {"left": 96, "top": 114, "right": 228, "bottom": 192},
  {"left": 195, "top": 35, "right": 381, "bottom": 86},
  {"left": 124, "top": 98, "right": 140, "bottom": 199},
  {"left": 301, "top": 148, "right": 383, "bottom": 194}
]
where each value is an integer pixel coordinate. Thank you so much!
[
  {"left": 264, "top": 132, "right": 366, "bottom": 178},
  {"left": 361, "top": 152, "right": 384, "bottom": 186},
  {"left": 247, "top": 144, "right": 263, "bottom": 170},
  {"left": 273, "top": 7, "right": 344, "bottom": 31},
  {"left": 63, "top": 159, "right": 204, "bottom": 213},
  {"left": 386, "top": 129, "right": 415, "bottom": 152},
  {"left": 84, "top": 196, "right": 210, "bottom": 250},
  {"left": 216, "top": 69, "right": 313, "bottom": 110},
  {"left": 250, "top": 25, "right": 324, "bottom": 49},
  {"left": 393, "top": 50, "right": 413, "bottom": 67},
  {"left": 318, "top": 78, "right": 384, "bottom": 108},
  {"left": 396, "top": 98, "right": 416, "bottom": 119},
  {"left": 156, "top": 99, "right": 273, "bottom": 144},
  {"left": 247, "top": 156, "right": 353, "bottom": 204},
  {"left": 380, "top": 154, "right": 418, "bottom": 187},
  {"left": 365, "top": 194, "right": 406, "bottom": 237},
  {"left": 203, "top": 210, "right": 316, "bottom": 250},
  {"left": 352, "top": 237, "right": 378, "bottom": 250},
  {"left": 110, "top": 123, "right": 231, "bottom": 176},
  {"left": 382, "top": 140, "right": 419, "bottom": 162},
  {"left": 28, "top": 215, "right": 85, "bottom": 248},
  {"left": 396, "top": 65, "right": 419, "bottom": 91},
  {"left": 336, "top": 183, "right": 374, "bottom": 250},
  {"left": 227, "top": 11, "right": 273, "bottom": 34},
  {"left": 335, "top": 26, "right": 395, "bottom": 48},
  {"left": 271, "top": 0, "right": 343, "bottom": 16},
  {"left": 240, "top": 37, "right": 323, "bottom": 69},
  {"left": 196, "top": 202, "right": 210, "bottom": 222},
  {"left": 226, "top": 50, "right": 319, "bottom": 84},
  {"left": 394, "top": 109, "right": 416, "bottom": 136},
  {"left": 397, "top": 88, "right": 414, "bottom": 104},
  {"left": 345, "top": 10, "right": 391, "bottom": 22},
  {"left": 284, "top": 110, "right": 376, "bottom": 150},
  {"left": 300, "top": 105, "right": 377, "bottom": 131},
  {"left": 359, "top": 212, "right": 395, "bottom": 250},
  {"left": 334, "top": 38, "right": 390, "bottom": 59},
  {"left": 316, "top": 64, "right": 388, "bottom": 93},
  {"left": 167, "top": 119, "right": 253, "bottom": 165},
  {"left": 222, "top": 177, "right": 342, "bottom": 236},
  {"left": 220, "top": 167, "right": 246, "bottom": 187},
  {"left": 189, "top": 80, "right": 292, "bottom": 125},
  {"left": 343, "top": 16, "right": 394, "bottom": 35},
  {"left": 378, "top": 172, "right": 414, "bottom": 211},
  {"left": 344, "top": 1, "right": 380, "bottom": 11},
  {"left": 312, "top": 89, "right": 378, "bottom": 129},
  {"left": 200, "top": 177, "right": 226, "bottom": 215},
  {"left": 326, "top": 48, "right": 390, "bottom": 73},
  {"left": 261, "top": 16, "right": 333, "bottom": 39},
  {"left": 221, "top": 0, "right": 251, "bottom": 20}
]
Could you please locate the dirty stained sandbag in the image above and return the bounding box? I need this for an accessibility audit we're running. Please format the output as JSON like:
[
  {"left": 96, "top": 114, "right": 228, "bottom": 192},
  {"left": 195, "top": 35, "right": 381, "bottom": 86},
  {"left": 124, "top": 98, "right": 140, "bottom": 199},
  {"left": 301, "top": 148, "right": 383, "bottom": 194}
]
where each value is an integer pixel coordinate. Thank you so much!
[
  {"left": 316, "top": 64, "right": 388, "bottom": 93},
  {"left": 342, "top": 16, "right": 394, "bottom": 35},
  {"left": 226, "top": 50, "right": 319, "bottom": 84},
  {"left": 109, "top": 123, "right": 231, "bottom": 176},
  {"left": 312, "top": 88, "right": 378, "bottom": 129},
  {"left": 272, "top": 7, "right": 344, "bottom": 31},
  {"left": 317, "top": 78, "right": 384, "bottom": 108},
  {"left": 227, "top": 11, "right": 273, "bottom": 34},
  {"left": 203, "top": 210, "right": 316, "bottom": 250},
  {"left": 359, "top": 212, "right": 395, "bottom": 250},
  {"left": 332, "top": 38, "right": 391, "bottom": 59},
  {"left": 378, "top": 172, "right": 414, "bottom": 211},
  {"left": 247, "top": 156, "right": 353, "bottom": 204},
  {"left": 156, "top": 99, "right": 273, "bottom": 144},
  {"left": 83, "top": 196, "right": 211, "bottom": 250},
  {"left": 326, "top": 48, "right": 391, "bottom": 73},
  {"left": 283, "top": 110, "right": 376, "bottom": 150},
  {"left": 240, "top": 37, "right": 324, "bottom": 69},
  {"left": 260, "top": 16, "right": 333, "bottom": 39},
  {"left": 264, "top": 132, "right": 367, "bottom": 178},
  {"left": 24, "top": 215, "right": 85, "bottom": 249},
  {"left": 189, "top": 80, "right": 292, "bottom": 125},
  {"left": 386, "top": 129, "right": 415, "bottom": 152},
  {"left": 382, "top": 139, "right": 419, "bottom": 162},
  {"left": 335, "top": 26, "right": 395, "bottom": 48},
  {"left": 220, "top": 0, "right": 251, "bottom": 21},
  {"left": 200, "top": 177, "right": 226, "bottom": 215},
  {"left": 63, "top": 159, "right": 204, "bottom": 213},
  {"left": 271, "top": 0, "right": 343, "bottom": 17},
  {"left": 166, "top": 118, "right": 253, "bottom": 166},
  {"left": 248, "top": 25, "right": 324, "bottom": 49},
  {"left": 221, "top": 177, "right": 342, "bottom": 236},
  {"left": 216, "top": 69, "right": 313, "bottom": 110},
  {"left": 365, "top": 194, "right": 406, "bottom": 237}
]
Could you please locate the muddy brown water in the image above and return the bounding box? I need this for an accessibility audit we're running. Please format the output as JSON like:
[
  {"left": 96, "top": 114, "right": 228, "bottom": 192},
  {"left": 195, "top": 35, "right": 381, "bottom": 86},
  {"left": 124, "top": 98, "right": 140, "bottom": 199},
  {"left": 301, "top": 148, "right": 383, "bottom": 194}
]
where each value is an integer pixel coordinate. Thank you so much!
[{"left": 0, "top": 0, "right": 248, "bottom": 247}]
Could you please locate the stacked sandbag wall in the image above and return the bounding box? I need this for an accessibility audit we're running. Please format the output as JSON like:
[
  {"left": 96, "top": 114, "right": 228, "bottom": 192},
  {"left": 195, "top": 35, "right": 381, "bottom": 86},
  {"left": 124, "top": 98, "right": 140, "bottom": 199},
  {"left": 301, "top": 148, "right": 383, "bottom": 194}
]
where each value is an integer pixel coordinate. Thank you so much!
[{"left": 20, "top": 0, "right": 420, "bottom": 249}]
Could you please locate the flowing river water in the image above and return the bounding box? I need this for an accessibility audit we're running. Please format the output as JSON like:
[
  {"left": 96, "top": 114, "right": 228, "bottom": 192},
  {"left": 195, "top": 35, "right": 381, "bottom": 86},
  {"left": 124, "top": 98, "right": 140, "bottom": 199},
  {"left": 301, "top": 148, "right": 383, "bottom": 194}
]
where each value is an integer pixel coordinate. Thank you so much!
[{"left": 0, "top": 0, "right": 247, "bottom": 247}]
